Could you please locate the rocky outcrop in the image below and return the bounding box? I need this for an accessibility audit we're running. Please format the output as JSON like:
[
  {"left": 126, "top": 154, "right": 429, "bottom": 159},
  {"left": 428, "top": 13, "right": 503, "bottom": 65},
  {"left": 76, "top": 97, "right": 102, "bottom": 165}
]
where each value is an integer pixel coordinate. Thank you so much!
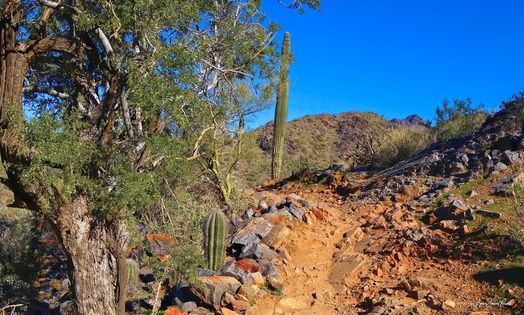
[
  {"left": 390, "top": 114, "right": 431, "bottom": 128},
  {"left": 188, "top": 192, "right": 324, "bottom": 314}
]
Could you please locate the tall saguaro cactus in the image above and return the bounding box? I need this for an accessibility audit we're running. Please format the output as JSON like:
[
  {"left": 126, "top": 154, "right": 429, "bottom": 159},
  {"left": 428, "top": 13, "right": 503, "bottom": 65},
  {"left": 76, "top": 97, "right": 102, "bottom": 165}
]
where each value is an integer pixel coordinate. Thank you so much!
[
  {"left": 272, "top": 32, "right": 292, "bottom": 180},
  {"left": 204, "top": 211, "right": 227, "bottom": 271}
]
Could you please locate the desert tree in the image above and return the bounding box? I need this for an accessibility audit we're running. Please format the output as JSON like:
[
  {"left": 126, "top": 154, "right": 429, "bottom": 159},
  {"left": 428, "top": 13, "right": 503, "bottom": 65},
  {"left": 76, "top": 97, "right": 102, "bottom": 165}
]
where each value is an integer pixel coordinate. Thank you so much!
[
  {"left": 0, "top": 0, "right": 205, "bottom": 313},
  {"left": 188, "top": 1, "right": 318, "bottom": 207},
  {"left": 187, "top": 0, "right": 278, "bottom": 207},
  {"left": 0, "top": 0, "right": 319, "bottom": 313}
]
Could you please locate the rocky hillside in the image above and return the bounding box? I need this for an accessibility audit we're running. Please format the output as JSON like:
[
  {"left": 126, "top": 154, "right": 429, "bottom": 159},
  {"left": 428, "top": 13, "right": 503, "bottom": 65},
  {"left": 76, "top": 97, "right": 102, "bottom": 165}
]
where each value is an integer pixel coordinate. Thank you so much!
[
  {"left": 3, "top": 102, "right": 523, "bottom": 314},
  {"left": 254, "top": 112, "right": 429, "bottom": 173},
  {"left": 233, "top": 100, "right": 524, "bottom": 314}
]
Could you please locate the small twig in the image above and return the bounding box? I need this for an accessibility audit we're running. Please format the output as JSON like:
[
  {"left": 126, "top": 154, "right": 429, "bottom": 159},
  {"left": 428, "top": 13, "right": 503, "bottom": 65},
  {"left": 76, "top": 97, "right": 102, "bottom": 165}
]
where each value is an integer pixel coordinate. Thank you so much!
[
  {"left": 151, "top": 271, "right": 166, "bottom": 315},
  {"left": 1, "top": 304, "right": 24, "bottom": 315}
]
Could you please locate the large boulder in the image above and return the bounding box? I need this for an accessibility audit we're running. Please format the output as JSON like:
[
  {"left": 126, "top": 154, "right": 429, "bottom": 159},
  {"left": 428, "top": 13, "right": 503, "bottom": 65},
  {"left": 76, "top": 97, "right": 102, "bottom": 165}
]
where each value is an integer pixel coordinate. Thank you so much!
[
  {"left": 193, "top": 276, "right": 241, "bottom": 309},
  {"left": 262, "top": 222, "right": 290, "bottom": 249}
]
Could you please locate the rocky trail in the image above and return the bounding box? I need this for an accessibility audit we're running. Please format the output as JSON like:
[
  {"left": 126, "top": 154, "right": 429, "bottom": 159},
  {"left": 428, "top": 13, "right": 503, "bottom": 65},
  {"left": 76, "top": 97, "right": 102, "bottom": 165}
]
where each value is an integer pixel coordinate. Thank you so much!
[
  {"left": 243, "top": 179, "right": 512, "bottom": 315},
  {"left": 188, "top": 102, "right": 524, "bottom": 315}
]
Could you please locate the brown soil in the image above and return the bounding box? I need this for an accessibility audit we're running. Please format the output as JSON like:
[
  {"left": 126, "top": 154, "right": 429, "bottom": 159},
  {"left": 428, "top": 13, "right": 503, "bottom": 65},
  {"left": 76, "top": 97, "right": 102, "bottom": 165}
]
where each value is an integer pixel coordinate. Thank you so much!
[{"left": 247, "top": 183, "right": 515, "bottom": 315}]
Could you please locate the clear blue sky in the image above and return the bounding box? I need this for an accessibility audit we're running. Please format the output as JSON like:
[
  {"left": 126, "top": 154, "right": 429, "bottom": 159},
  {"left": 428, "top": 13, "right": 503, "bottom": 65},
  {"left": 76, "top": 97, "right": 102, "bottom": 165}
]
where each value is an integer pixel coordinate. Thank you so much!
[{"left": 250, "top": 0, "right": 524, "bottom": 128}]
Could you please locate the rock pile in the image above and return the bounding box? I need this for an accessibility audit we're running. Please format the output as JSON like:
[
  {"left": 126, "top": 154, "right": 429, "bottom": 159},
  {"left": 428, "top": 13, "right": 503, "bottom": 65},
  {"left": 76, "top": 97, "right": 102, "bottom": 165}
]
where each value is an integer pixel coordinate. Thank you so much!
[{"left": 185, "top": 193, "right": 323, "bottom": 314}]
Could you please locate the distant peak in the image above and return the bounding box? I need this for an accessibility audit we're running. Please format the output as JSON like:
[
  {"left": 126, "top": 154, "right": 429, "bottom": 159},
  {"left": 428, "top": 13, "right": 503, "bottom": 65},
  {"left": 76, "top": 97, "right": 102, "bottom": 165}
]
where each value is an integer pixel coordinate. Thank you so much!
[{"left": 391, "top": 114, "right": 431, "bottom": 128}]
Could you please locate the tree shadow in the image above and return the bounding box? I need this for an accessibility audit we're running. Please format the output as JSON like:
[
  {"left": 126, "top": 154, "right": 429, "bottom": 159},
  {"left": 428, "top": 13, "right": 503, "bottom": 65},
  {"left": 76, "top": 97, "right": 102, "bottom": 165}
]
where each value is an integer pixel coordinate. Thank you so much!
[
  {"left": 432, "top": 227, "right": 524, "bottom": 263},
  {"left": 473, "top": 266, "right": 524, "bottom": 287}
]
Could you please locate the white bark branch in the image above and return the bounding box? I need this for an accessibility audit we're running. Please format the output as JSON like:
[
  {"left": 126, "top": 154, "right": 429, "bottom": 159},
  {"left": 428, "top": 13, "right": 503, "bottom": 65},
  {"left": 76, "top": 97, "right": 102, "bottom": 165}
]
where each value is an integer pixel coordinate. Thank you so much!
[
  {"left": 23, "top": 86, "right": 70, "bottom": 99},
  {"left": 95, "top": 28, "right": 114, "bottom": 55},
  {"left": 120, "top": 87, "right": 134, "bottom": 138}
]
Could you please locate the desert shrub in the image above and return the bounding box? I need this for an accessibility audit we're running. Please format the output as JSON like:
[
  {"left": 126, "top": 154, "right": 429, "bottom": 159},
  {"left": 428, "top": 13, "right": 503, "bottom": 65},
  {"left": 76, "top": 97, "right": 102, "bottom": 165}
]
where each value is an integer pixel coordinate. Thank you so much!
[
  {"left": 347, "top": 132, "right": 382, "bottom": 167},
  {"left": 138, "top": 185, "right": 211, "bottom": 282},
  {"left": 510, "top": 181, "right": 524, "bottom": 236},
  {"left": 501, "top": 92, "right": 524, "bottom": 134},
  {"left": 375, "top": 127, "right": 433, "bottom": 167},
  {"left": 434, "top": 98, "right": 486, "bottom": 141},
  {"left": 0, "top": 208, "right": 39, "bottom": 307},
  {"left": 347, "top": 127, "right": 432, "bottom": 168}
]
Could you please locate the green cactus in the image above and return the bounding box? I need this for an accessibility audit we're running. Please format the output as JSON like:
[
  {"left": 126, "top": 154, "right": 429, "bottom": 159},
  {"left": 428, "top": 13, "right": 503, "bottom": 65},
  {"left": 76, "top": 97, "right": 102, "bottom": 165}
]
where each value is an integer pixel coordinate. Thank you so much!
[
  {"left": 126, "top": 259, "right": 139, "bottom": 283},
  {"left": 272, "top": 32, "right": 291, "bottom": 180},
  {"left": 204, "top": 210, "right": 227, "bottom": 271}
]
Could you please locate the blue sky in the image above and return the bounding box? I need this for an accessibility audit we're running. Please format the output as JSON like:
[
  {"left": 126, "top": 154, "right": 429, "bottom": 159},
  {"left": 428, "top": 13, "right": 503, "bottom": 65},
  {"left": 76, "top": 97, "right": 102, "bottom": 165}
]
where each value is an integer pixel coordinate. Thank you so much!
[{"left": 249, "top": 0, "right": 524, "bottom": 128}]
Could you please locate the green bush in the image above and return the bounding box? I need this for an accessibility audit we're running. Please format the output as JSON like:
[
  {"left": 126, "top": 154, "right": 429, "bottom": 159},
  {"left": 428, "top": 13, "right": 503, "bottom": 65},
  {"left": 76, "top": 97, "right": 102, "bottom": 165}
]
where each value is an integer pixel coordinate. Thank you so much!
[
  {"left": 376, "top": 127, "right": 433, "bottom": 167},
  {"left": 434, "top": 98, "right": 486, "bottom": 141}
]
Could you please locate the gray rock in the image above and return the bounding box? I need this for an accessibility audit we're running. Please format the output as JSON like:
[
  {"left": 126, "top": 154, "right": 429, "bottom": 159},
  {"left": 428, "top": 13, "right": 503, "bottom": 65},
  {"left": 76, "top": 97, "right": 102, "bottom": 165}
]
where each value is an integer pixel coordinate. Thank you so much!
[
  {"left": 240, "top": 242, "right": 278, "bottom": 261},
  {"left": 450, "top": 162, "right": 466, "bottom": 173},
  {"left": 220, "top": 261, "right": 252, "bottom": 284},
  {"left": 198, "top": 268, "right": 216, "bottom": 277},
  {"left": 255, "top": 243, "right": 278, "bottom": 261},
  {"left": 245, "top": 208, "right": 254, "bottom": 218},
  {"left": 485, "top": 158, "right": 495, "bottom": 171},
  {"left": 193, "top": 276, "right": 241, "bottom": 308},
  {"left": 476, "top": 209, "right": 501, "bottom": 218},
  {"left": 418, "top": 195, "right": 430, "bottom": 203},
  {"left": 451, "top": 199, "right": 468, "bottom": 211},
  {"left": 494, "top": 162, "right": 508, "bottom": 171},
  {"left": 232, "top": 217, "right": 273, "bottom": 245},
  {"left": 259, "top": 260, "right": 284, "bottom": 291},
  {"left": 234, "top": 233, "right": 260, "bottom": 247},
  {"left": 288, "top": 204, "right": 305, "bottom": 220},
  {"left": 60, "top": 301, "right": 75, "bottom": 314},
  {"left": 287, "top": 193, "right": 312, "bottom": 208},
  {"left": 180, "top": 301, "right": 197, "bottom": 312},
  {"left": 433, "top": 199, "right": 468, "bottom": 220},
  {"left": 490, "top": 178, "right": 512, "bottom": 196},
  {"left": 459, "top": 154, "right": 470, "bottom": 165},
  {"left": 433, "top": 178, "right": 454, "bottom": 189},
  {"left": 258, "top": 199, "right": 268, "bottom": 210},
  {"left": 503, "top": 150, "right": 520, "bottom": 165}
]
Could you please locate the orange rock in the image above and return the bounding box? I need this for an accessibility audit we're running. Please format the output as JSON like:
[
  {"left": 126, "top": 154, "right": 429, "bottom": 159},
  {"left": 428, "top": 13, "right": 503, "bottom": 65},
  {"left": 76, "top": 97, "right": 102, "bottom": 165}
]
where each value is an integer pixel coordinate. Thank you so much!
[
  {"left": 427, "top": 214, "right": 438, "bottom": 225},
  {"left": 230, "top": 298, "right": 251, "bottom": 312},
  {"left": 236, "top": 258, "right": 260, "bottom": 273},
  {"left": 164, "top": 307, "right": 186, "bottom": 315},
  {"left": 399, "top": 184, "right": 421, "bottom": 199},
  {"left": 392, "top": 193, "right": 408, "bottom": 203},
  {"left": 262, "top": 213, "right": 287, "bottom": 224},
  {"left": 221, "top": 307, "right": 240, "bottom": 315},
  {"left": 311, "top": 209, "right": 325, "bottom": 221},
  {"left": 262, "top": 222, "right": 290, "bottom": 249},
  {"left": 146, "top": 233, "right": 177, "bottom": 246}
]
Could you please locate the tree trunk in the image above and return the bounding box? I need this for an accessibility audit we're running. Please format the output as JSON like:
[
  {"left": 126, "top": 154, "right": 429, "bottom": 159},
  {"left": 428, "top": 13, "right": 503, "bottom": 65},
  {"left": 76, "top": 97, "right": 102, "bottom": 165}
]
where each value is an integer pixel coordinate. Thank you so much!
[
  {"left": 54, "top": 197, "right": 129, "bottom": 315},
  {"left": 0, "top": 20, "right": 27, "bottom": 125},
  {"left": 2, "top": 4, "right": 128, "bottom": 315}
]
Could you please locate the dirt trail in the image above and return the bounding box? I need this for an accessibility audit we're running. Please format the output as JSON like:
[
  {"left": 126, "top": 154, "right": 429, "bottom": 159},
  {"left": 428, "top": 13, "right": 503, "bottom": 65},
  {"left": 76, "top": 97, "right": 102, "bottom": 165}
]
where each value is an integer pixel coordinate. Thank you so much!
[{"left": 247, "top": 186, "right": 510, "bottom": 315}]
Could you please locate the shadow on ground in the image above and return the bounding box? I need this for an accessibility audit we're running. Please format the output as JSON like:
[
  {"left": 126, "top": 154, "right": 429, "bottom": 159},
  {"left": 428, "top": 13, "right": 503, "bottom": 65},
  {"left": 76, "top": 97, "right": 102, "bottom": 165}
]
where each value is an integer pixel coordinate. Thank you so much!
[{"left": 473, "top": 266, "right": 524, "bottom": 288}]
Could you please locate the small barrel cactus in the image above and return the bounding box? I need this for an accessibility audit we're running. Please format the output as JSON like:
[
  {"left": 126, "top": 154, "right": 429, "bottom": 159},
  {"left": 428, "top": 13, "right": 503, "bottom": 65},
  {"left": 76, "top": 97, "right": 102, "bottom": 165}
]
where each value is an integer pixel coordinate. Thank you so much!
[{"left": 204, "top": 210, "right": 227, "bottom": 271}]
